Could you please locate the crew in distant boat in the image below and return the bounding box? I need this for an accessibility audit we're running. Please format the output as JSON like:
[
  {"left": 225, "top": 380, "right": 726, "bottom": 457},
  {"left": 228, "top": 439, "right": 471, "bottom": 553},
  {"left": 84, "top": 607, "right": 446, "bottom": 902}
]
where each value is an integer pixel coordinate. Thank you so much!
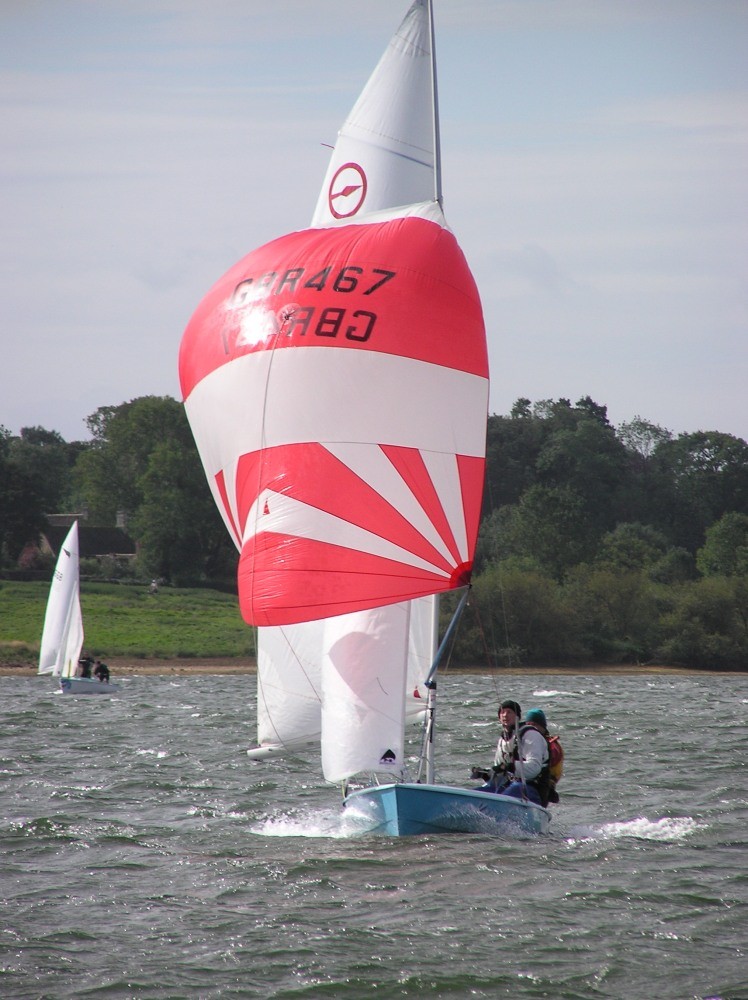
[
  {"left": 470, "top": 698, "right": 550, "bottom": 806},
  {"left": 94, "top": 659, "right": 110, "bottom": 683},
  {"left": 77, "top": 655, "right": 94, "bottom": 678}
]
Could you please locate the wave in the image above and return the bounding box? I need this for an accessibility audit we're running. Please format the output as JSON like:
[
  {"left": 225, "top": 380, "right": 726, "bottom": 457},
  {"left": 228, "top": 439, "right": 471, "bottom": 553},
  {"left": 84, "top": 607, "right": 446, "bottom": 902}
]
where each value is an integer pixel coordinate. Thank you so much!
[
  {"left": 251, "top": 805, "right": 375, "bottom": 839},
  {"left": 568, "top": 815, "right": 704, "bottom": 843}
]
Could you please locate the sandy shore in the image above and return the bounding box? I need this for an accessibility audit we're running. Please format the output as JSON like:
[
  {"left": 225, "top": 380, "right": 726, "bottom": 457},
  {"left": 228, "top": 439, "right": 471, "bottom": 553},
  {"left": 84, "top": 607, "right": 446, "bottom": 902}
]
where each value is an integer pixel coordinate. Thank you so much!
[{"left": 0, "top": 658, "right": 257, "bottom": 677}]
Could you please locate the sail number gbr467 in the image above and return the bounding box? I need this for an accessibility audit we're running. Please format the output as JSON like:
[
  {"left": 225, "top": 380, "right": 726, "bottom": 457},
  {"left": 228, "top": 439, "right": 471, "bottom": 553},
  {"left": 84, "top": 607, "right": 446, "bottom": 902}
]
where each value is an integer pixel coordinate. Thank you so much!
[{"left": 230, "top": 264, "right": 397, "bottom": 345}]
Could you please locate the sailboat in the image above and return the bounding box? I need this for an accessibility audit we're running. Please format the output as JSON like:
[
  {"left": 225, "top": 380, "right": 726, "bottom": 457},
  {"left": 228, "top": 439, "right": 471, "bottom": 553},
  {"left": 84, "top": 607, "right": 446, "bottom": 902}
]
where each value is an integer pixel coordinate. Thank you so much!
[
  {"left": 179, "top": 0, "right": 549, "bottom": 835},
  {"left": 38, "top": 522, "right": 118, "bottom": 695}
]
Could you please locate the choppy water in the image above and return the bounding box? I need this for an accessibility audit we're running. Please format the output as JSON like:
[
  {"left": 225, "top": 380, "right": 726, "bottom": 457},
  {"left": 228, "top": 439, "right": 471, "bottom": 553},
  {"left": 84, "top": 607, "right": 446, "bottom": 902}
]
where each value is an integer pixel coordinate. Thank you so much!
[{"left": 1, "top": 671, "right": 746, "bottom": 999}]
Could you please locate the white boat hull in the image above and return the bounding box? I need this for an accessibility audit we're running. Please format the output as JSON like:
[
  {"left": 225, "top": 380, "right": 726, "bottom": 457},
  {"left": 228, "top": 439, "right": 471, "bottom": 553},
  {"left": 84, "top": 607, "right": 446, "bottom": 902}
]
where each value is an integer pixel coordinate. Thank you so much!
[
  {"left": 59, "top": 677, "right": 119, "bottom": 695},
  {"left": 344, "top": 782, "right": 551, "bottom": 836}
]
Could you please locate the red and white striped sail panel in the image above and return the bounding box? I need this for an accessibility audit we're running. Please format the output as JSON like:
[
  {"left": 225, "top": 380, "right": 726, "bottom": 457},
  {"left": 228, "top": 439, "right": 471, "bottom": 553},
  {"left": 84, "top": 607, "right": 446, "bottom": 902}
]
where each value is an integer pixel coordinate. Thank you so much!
[{"left": 179, "top": 202, "right": 487, "bottom": 627}]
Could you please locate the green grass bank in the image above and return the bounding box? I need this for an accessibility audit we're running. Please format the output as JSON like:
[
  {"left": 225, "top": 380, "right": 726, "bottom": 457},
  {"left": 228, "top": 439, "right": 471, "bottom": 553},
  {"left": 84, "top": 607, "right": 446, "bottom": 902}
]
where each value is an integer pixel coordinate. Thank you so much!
[{"left": 0, "top": 580, "right": 255, "bottom": 667}]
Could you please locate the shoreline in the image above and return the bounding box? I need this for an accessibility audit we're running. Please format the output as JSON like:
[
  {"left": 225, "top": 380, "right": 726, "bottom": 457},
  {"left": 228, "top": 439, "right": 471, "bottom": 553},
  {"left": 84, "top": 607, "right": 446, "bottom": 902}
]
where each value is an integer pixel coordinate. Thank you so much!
[
  {"left": 0, "top": 658, "right": 258, "bottom": 677},
  {"left": 1, "top": 659, "right": 741, "bottom": 678}
]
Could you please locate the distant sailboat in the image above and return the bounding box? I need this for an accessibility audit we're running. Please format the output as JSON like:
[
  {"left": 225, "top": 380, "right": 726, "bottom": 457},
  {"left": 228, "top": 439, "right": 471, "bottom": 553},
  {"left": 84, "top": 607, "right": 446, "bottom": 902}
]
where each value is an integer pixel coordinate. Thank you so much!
[
  {"left": 179, "top": 0, "right": 549, "bottom": 835},
  {"left": 38, "top": 522, "right": 118, "bottom": 695}
]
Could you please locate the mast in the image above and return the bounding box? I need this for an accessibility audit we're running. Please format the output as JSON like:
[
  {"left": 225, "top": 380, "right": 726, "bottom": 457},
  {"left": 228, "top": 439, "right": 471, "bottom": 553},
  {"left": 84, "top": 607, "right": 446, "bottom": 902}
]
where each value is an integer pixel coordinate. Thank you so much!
[
  {"left": 424, "top": 594, "right": 440, "bottom": 783},
  {"left": 427, "top": 0, "right": 442, "bottom": 207},
  {"left": 418, "top": 587, "right": 471, "bottom": 783}
]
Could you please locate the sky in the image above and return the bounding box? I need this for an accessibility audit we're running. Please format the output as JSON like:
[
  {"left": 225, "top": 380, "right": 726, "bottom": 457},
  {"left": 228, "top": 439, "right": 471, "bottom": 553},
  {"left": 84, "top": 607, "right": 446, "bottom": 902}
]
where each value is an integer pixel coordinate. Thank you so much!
[{"left": 2, "top": 0, "right": 746, "bottom": 444}]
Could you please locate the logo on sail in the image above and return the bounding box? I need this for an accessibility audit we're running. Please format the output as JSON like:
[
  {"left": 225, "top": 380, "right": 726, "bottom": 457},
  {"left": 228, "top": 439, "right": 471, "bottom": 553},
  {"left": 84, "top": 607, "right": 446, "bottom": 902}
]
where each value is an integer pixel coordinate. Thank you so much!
[
  {"left": 379, "top": 748, "right": 397, "bottom": 766},
  {"left": 328, "top": 162, "right": 367, "bottom": 219}
]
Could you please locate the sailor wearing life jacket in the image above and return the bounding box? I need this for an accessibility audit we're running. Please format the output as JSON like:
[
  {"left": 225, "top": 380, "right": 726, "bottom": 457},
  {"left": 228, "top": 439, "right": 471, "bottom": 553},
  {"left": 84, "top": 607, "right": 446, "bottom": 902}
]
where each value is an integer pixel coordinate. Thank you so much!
[{"left": 471, "top": 699, "right": 550, "bottom": 806}]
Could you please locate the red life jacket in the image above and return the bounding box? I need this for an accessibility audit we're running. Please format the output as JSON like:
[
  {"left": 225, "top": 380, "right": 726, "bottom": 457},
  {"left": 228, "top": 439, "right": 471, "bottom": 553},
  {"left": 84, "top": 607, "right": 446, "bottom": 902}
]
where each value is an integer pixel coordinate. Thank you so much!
[{"left": 548, "top": 734, "right": 564, "bottom": 784}]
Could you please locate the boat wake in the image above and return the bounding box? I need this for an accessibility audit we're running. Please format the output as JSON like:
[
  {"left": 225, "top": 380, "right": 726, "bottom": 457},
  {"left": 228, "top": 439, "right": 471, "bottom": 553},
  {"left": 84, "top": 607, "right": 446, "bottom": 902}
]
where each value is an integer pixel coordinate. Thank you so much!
[
  {"left": 250, "top": 807, "right": 372, "bottom": 839},
  {"left": 568, "top": 815, "right": 704, "bottom": 843}
]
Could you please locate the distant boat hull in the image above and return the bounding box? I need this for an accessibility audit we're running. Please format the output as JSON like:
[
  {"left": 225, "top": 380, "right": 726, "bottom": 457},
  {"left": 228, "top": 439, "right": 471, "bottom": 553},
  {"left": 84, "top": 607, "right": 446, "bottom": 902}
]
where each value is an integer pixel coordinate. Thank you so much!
[
  {"left": 344, "top": 783, "right": 551, "bottom": 836},
  {"left": 59, "top": 677, "right": 119, "bottom": 695}
]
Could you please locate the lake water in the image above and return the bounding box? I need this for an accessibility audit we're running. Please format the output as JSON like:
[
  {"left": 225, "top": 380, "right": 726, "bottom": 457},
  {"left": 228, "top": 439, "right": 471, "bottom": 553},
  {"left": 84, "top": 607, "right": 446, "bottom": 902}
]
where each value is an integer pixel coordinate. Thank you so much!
[{"left": 1, "top": 671, "right": 746, "bottom": 999}]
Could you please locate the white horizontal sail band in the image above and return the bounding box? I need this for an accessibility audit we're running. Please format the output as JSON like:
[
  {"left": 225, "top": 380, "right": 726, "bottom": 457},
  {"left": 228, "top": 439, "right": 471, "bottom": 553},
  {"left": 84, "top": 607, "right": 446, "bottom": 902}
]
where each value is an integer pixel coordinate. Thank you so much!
[
  {"left": 185, "top": 347, "right": 487, "bottom": 471},
  {"left": 244, "top": 488, "right": 453, "bottom": 579}
]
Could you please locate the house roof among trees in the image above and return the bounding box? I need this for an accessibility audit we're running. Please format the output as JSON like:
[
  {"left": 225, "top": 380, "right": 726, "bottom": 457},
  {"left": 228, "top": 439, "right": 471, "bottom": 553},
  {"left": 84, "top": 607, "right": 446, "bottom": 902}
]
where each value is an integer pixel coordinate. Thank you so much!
[{"left": 44, "top": 524, "right": 136, "bottom": 559}]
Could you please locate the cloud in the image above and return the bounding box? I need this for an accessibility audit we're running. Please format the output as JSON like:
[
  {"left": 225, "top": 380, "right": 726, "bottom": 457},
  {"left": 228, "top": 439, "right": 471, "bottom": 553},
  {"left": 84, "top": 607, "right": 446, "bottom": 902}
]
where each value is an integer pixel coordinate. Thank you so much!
[{"left": 0, "top": 0, "right": 746, "bottom": 443}]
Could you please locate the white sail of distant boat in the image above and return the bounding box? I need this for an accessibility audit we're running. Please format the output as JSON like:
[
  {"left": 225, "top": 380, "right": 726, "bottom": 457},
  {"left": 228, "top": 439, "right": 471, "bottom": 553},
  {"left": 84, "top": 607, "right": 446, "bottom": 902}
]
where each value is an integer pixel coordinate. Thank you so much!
[
  {"left": 179, "top": 0, "right": 549, "bottom": 835},
  {"left": 39, "top": 521, "right": 84, "bottom": 678},
  {"left": 38, "top": 521, "right": 118, "bottom": 695}
]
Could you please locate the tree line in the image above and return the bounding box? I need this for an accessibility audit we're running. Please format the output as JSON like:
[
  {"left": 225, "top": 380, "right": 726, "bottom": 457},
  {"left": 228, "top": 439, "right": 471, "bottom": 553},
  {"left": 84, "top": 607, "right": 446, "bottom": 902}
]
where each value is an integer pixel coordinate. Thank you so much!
[
  {"left": 2, "top": 394, "right": 747, "bottom": 669},
  {"left": 0, "top": 397, "right": 237, "bottom": 586}
]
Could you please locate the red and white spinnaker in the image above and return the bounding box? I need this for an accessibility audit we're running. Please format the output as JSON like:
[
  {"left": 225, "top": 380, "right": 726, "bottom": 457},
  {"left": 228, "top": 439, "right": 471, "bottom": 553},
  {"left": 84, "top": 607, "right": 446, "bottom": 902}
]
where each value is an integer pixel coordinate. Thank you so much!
[{"left": 179, "top": 0, "right": 487, "bottom": 631}]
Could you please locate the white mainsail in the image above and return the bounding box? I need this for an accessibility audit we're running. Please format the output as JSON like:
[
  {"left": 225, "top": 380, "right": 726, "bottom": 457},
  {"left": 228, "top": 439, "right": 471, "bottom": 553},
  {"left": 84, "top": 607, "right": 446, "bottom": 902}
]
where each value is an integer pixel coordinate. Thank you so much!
[
  {"left": 253, "top": 598, "right": 430, "bottom": 771},
  {"left": 38, "top": 521, "right": 84, "bottom": 679},
  {"left": 321, "top": 603, "right": 411, "bottom": 784}
]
